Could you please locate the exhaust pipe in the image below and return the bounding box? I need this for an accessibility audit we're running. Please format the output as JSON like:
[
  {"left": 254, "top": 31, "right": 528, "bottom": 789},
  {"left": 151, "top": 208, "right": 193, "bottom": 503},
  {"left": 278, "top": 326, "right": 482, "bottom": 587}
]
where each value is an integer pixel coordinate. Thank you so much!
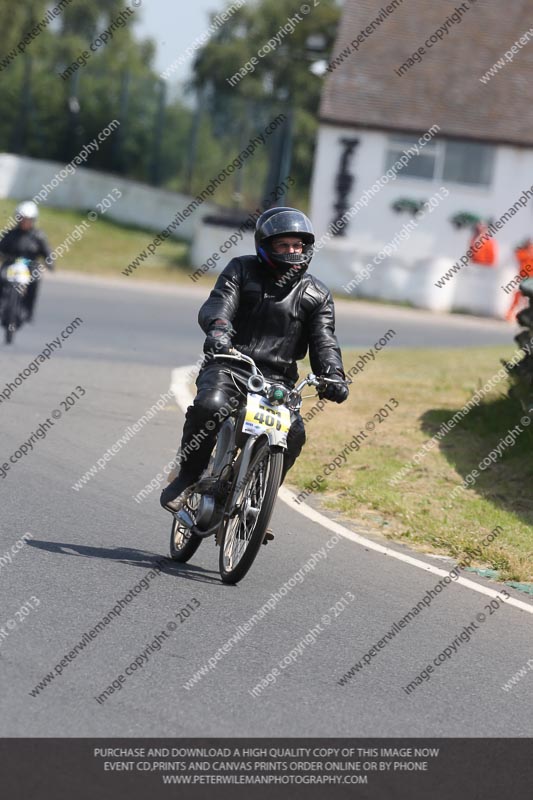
[{"left": 174, "top": 508, "right": 194, "bottom": 529}]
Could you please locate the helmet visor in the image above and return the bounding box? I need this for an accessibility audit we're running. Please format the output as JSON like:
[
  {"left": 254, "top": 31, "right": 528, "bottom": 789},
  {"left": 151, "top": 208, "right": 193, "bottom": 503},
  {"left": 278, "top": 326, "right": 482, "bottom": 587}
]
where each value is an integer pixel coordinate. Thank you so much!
[{"left": 260, "top": 210, "right": 314, "bottom": 244}]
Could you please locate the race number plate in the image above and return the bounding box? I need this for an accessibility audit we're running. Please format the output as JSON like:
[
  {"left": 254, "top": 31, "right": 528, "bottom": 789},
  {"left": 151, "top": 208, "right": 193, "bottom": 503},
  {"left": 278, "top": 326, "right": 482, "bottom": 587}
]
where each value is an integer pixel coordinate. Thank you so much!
[
  {"left": 242, "top": 393, "right": 290, "bottom": 443},
  {"left": 6, "top": 260, "right": 31, "bottom": 284}
]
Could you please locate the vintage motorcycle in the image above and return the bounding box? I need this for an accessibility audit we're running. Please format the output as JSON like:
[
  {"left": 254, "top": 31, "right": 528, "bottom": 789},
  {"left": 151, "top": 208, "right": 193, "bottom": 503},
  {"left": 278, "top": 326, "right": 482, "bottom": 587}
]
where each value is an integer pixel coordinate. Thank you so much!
[
  {"left": 0, "top": 258, "right": 32, "bottom": 344},
  {"left": 169, "top": 350, "right": 334, "bottom": 584}
]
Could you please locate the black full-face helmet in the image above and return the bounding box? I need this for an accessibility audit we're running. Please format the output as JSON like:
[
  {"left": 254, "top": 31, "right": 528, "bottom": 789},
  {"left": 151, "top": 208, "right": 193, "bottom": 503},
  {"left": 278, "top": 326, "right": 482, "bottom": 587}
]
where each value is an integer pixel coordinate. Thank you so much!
[{"left": 254, "top": 207, "right": 315, "bottom": 277}]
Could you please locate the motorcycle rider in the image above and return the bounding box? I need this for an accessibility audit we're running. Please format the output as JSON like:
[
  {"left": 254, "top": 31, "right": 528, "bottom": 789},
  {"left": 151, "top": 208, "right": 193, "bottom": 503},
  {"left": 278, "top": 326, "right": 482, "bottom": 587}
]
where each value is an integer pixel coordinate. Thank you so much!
[
  {"left": 161, "top": 206, "right": 349, "bottom": 515},
  {"left": 0, "top": 201, "right": 52, "bottom": 322}
]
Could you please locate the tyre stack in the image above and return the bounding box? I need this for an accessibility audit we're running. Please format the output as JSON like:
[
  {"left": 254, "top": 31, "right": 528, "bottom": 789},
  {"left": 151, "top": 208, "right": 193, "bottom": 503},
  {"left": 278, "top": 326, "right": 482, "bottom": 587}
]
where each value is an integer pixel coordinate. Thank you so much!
[{"left": 506, "top": 278, "right": 533, "bottom": 411}]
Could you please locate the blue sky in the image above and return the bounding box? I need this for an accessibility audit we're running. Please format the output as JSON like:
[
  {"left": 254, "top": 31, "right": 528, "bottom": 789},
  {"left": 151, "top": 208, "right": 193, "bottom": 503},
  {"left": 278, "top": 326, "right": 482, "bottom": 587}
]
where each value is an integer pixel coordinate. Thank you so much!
[{"left": 135, "top": 0, "right": 230, "bottom": 78}]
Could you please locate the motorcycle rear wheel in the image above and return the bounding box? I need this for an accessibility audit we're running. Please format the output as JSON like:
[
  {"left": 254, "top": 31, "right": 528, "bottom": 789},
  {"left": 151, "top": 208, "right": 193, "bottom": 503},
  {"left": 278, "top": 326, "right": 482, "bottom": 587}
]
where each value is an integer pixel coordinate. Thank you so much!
[{"left": 169, "top": 492, "right": 203, "bottom": 563}]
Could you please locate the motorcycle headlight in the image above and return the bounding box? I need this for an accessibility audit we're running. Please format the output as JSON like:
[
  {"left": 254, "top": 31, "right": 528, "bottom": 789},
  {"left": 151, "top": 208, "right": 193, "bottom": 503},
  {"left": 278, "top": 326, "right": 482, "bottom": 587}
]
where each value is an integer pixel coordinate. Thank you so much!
[{"left": 267, "top": 384, "right": 287, "bottom": 406}]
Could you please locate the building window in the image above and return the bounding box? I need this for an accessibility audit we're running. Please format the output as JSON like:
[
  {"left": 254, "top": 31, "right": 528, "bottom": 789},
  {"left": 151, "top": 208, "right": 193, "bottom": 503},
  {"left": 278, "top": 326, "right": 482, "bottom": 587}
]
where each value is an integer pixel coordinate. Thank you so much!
[
  {"left": 385, "top": 135, "right": 437, "bottom": 179},
  {"left": 442, "top": 140, "right": 494, "bottom": 185},
  {"left": 385, "top": 136, "right": 494, "bottom": 186}
]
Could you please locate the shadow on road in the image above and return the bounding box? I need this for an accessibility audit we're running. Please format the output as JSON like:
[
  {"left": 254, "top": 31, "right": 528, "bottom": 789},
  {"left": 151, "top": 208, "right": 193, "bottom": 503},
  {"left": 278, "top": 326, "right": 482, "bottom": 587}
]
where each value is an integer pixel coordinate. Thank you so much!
[{"left": 26, "top": 539, "right": 222, "bottom": 584}]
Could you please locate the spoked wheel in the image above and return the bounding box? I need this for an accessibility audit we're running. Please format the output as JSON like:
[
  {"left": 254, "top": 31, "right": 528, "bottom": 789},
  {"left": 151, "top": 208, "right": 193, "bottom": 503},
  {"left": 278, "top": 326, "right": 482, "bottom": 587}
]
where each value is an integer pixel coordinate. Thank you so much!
[
  {"left": 169, "top": 492, "right": 203, "bottom": 563},
  {"left": 219, "top": 441, "right": 284, "bottom": 584}
]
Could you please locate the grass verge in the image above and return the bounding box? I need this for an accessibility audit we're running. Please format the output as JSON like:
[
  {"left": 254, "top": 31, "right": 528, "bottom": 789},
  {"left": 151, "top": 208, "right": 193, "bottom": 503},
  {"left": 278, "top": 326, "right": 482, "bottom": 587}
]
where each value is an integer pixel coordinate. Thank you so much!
[
  {"left": 0, "top": 199, "right": 206, "bottom": 285},
  {"left": 288, "top": 346, "right": 533, "bottom": 583}
]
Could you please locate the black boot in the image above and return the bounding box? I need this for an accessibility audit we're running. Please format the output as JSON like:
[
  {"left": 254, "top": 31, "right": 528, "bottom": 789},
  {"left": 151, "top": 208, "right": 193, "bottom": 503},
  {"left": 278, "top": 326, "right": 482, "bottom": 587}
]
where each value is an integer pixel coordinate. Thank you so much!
[{"left": 160, "top": 472, "right": 197, "bottom": 513}]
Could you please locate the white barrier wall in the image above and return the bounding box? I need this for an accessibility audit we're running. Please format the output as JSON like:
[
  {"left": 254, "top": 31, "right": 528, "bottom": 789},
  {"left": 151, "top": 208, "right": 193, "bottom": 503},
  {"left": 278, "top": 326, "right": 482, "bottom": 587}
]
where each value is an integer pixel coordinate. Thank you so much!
[
  {"left": 0, "top": 153, "right": 214, "bottom": 241},
  {"left": 310, "top": 239, "right": 517, "bottom": 318},
  {"left": 1, "top": 152, "right": 521, "bottom": 318},
  {"left": 189, "top": 220, "right": 255, "bottom": 274},
  {"left": 190, "top": 217, "right": 517, "bottom": 318}
]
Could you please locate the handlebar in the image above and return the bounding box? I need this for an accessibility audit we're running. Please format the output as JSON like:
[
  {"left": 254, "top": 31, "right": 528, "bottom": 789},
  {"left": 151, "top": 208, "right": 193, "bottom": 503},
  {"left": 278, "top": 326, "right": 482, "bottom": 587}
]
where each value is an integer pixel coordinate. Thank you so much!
[
  {"left": 209, "top": 349, "right": 259, "bottom": 375},
  {"left": 209, "top": 349, "right": 337, "bottom": 398}
]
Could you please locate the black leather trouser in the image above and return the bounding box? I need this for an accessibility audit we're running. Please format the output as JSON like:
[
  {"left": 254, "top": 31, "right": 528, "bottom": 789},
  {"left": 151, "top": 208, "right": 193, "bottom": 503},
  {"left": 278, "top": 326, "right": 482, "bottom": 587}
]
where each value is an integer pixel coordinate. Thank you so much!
[
  {"left": 0, "top": 270, "right": 39, "bottom": 315},
  {"left": 176, "top": 362, "right": 306, "bottom": 483},
  {"left": 23, "top": 274, "right": 40, "bottom": 315}
]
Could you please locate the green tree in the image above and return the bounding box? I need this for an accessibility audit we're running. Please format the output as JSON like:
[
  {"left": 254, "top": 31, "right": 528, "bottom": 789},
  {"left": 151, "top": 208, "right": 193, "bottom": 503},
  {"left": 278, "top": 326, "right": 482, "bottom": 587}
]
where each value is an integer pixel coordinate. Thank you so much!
[
  {"left": 0, "top": 0, "right": 193, "bottom": 185},
  {"left": 0, "top": 1, "right": 47, "bottom": 51},
  {"left": 191, "top": 0, "right": 341, "bottom": 206}
]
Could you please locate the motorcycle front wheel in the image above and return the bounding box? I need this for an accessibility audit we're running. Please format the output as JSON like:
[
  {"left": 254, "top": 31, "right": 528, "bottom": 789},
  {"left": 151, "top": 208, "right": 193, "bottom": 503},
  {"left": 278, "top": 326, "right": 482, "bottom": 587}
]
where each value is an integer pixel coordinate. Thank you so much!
[
  {"left": 3, "top": 286, "right": 20, "bottom": 345},
  {"left": 219, "top": 440, "right": 283, "bottom": 584}
]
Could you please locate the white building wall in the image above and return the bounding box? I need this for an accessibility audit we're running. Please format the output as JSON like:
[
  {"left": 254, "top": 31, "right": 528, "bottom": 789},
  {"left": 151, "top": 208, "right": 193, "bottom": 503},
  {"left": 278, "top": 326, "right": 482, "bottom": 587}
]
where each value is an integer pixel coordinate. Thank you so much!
[{"left": 309, "top": 125, "right": 533, "bottom": 317}]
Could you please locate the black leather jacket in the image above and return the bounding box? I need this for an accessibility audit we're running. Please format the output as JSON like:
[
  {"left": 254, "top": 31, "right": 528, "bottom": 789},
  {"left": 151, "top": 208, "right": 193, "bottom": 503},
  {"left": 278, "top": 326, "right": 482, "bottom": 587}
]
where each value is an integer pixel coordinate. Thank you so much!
[
  {"left": 0, "top": 227, "right": 51, "bottom": 264},
  {"left": 199, "top": 256, "right": 345, "bottom": 387}
]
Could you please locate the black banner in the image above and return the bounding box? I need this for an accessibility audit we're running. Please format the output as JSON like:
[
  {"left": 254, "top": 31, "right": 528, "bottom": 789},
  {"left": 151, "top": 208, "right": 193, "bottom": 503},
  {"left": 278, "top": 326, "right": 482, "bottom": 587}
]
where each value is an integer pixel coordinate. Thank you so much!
[{"left": 1, "top": 738, "right": 531, "bottom": 799}]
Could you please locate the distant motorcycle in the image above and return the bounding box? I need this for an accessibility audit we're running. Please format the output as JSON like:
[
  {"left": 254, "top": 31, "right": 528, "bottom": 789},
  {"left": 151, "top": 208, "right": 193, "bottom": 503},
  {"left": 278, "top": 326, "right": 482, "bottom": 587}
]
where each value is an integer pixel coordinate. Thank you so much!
[
  {"left": 0, "top": 258, "right": 32, "bottom": 344},
  {"left": 169, "top": 350, "right": 336, "bottom": 584}
]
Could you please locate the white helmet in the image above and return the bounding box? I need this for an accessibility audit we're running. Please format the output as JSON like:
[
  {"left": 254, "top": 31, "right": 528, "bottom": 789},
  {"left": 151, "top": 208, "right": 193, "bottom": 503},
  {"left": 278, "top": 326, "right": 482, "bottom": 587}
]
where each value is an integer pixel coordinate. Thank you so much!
[{"left": 15, "top": 201, "right": 38, "bottom": 222}]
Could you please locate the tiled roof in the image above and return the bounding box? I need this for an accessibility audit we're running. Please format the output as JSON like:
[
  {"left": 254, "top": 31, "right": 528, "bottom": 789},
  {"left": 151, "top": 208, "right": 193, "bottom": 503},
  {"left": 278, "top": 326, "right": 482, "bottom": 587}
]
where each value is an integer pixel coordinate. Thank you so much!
[{"left": 321, "top": 0, "right": 533, "bottom": 146}]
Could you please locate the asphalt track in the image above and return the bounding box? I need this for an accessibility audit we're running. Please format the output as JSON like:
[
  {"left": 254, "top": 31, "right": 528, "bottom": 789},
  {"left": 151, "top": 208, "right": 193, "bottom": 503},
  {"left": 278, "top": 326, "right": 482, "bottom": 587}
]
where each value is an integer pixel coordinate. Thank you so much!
[{"left": 0, "top": 272, "right": 530, "bottom": 737}]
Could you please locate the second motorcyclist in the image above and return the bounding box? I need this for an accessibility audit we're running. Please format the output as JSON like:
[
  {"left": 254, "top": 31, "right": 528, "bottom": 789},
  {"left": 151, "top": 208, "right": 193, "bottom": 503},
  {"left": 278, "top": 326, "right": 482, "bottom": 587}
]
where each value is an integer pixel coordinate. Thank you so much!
[{"left": 0, "top": 201, "right": 52, "bottom": 322}]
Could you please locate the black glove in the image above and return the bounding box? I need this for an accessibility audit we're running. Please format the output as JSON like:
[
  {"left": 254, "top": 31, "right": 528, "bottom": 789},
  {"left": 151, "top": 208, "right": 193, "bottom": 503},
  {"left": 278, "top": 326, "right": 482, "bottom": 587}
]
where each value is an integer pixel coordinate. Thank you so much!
[
  {"left": 203, "top": 318, "right": 234, "bottom": 357},
  {"left": 318, "top": 368, "right": 349, "bottom": 403}
]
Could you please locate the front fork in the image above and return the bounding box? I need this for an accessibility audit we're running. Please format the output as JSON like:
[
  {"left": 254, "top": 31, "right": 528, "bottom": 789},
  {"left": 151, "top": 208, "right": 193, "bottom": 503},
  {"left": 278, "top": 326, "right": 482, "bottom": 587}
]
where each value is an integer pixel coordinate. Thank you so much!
[
  {"left": 215, "top": 434, "right": 260, "bottom": 546},
  {"left": 225, "top": 435, "right": 286, "bottom": 519}
]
